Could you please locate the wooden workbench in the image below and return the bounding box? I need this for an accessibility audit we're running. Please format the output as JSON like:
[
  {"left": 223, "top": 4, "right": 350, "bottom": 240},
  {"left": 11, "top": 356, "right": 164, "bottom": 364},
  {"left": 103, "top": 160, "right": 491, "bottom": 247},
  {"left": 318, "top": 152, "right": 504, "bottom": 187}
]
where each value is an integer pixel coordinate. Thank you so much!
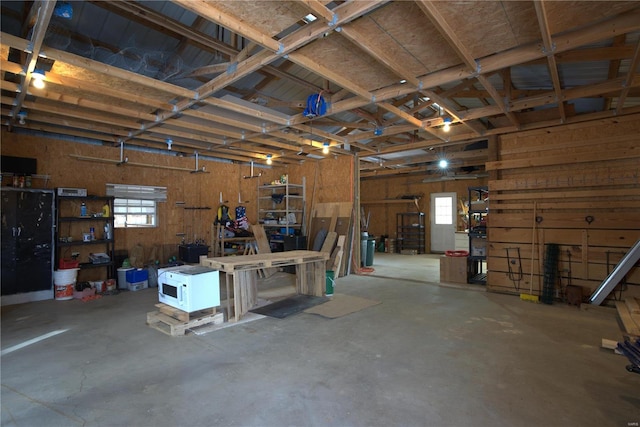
[{"left": 200, "top": 250, "right": 329, "bottom": 322}]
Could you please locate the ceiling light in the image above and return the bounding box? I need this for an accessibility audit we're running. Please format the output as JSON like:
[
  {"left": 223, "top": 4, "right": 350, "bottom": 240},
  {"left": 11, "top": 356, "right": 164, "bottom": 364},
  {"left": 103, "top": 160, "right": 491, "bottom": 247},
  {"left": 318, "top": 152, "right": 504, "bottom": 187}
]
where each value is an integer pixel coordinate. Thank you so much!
[
  {"left": 439, "top": 159, "right": 448, "bottom": 169},
  {"left": 443, "top": 117, "right": 451, "bottom": 132},
  {"left": 266, "top": 154, "right": 272, "bottom": 165},
  {"left": 322, "top": 142, "right": 330, "bottom": 154},
  {"left": 399, "top": 79, "right": 407, "bottom": 84},
  {"left": 31, "top": 69, "right": 46, "bottom": 89}
]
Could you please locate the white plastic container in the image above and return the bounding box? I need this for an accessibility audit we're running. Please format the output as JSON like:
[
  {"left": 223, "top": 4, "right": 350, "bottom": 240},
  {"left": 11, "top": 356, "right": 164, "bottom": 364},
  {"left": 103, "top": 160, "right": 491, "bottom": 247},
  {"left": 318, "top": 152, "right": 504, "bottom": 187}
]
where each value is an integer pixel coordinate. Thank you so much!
[{"left": 117, "top": 267, "right": 134, "bottom": 290}]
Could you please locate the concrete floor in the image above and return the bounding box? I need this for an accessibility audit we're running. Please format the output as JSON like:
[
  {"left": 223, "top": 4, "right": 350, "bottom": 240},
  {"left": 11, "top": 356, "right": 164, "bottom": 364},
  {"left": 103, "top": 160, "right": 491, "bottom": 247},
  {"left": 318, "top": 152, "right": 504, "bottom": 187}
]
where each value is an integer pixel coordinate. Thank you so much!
[{"left": 1, "top": 253, "right": 639, "bottom": 427}]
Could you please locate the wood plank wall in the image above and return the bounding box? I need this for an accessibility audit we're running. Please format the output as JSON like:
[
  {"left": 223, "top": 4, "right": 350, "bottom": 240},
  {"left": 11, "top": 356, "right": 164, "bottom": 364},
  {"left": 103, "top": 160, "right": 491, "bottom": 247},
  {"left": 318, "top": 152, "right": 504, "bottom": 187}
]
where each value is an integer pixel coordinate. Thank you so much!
[
  {"left": 486, "top": 114, "right": 640, "bottom": 303},
  {"left": 360, "top": 176, "right": 489, "bottom": 252},
  {"left": 1, "top": 131, "right": 352, "bottom": 278}
]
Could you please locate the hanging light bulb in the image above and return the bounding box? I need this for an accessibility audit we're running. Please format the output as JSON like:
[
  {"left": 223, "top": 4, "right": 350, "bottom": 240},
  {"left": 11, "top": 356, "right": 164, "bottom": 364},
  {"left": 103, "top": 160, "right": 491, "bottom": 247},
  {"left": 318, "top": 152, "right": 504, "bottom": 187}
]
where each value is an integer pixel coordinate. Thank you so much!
[
  {"left": 443, "top": 117, "right": 452, "bottom": 132},
  {"left": 322, "top": 142, "right": 330, "bottom": 154},
  {"left": 266, "top": 154, "right": 272, "bottom": 165},
  {"left": 439, "top": 159, "right": 448, "bottom": 169},
  {"left": 31, "top": 69, "right": 46, "bottom": 89},
  {"left": 166, "top": 138, "right": 173, "bottom": 150}
]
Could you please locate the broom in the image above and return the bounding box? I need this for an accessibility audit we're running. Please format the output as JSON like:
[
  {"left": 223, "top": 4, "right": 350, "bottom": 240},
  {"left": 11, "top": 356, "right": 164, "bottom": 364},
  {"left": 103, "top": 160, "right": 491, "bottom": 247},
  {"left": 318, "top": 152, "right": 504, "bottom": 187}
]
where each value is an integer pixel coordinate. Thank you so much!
[{"left": 521, "top": 201, "right": 540, "bottom": 303}]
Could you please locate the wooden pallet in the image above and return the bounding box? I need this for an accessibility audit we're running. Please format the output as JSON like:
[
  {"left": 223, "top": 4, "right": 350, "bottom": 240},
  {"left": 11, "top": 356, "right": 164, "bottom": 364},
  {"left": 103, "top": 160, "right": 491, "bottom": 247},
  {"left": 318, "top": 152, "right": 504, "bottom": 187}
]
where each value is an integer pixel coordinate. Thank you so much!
[
  {"left": 147, "top": 303, "right": 223, "bottom": 336},
  {"left": 615, "top": 297, "right": 640, "bottom": 338}
]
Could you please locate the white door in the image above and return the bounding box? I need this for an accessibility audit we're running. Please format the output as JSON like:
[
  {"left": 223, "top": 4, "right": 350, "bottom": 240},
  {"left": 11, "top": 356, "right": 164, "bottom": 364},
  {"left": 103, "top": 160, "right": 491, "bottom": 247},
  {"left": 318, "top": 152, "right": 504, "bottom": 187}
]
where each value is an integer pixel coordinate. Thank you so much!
[{"left": 430, "top": 192, "right": 457, "bottom": 253}]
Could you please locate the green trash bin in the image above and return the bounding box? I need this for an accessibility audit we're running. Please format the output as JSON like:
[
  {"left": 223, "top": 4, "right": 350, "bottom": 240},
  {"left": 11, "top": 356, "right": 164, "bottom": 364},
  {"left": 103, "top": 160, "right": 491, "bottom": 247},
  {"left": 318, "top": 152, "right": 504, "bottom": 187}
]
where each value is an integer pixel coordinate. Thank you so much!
[
  {"left": 365, "top": 238, "right": 376, "bottom": 266},
  {"left": 326, "top": 270, "right": 335, "bottom": 296}
]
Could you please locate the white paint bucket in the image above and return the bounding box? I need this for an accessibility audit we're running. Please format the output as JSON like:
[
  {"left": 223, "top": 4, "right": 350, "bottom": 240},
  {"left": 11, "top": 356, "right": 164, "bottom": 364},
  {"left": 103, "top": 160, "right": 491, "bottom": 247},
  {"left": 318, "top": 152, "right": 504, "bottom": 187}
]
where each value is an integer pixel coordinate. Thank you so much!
[
  {"left": 54, "top": 284, "right": 74, "bottom": 300},
  {"left": 53, "top": 269, "right": 79, "bottom": 301}
]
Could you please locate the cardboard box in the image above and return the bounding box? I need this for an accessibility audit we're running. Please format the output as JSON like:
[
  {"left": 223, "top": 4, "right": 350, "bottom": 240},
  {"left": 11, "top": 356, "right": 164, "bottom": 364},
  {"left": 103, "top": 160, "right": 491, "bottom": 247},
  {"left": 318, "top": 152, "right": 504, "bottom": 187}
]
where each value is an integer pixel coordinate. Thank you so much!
[{"left": 440, "top": 255, "right": 468, "bottom": 284}]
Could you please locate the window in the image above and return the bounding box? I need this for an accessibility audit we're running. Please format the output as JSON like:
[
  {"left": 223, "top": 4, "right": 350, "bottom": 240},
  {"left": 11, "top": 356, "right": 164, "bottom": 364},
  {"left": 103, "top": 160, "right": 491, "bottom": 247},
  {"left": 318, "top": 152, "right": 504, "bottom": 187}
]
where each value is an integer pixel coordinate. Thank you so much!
[
  {"left": 434, "top": 196, "right": 453, "bottom": 225},
  {"left": 106, "top": 184, "right": 166, "bottom": 229},
  {"left": 113, "top": 198, "right": 157, "bottom": 228}
]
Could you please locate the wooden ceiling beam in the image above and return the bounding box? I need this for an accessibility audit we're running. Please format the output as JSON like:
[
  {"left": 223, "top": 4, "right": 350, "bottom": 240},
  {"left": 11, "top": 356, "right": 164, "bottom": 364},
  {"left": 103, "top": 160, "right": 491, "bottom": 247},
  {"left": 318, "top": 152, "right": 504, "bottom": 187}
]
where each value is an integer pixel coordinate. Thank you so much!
[
  {"left": 339, "top": 24, "right": 421, "bottom": 88},
  {"left": 338, "top": 23, "right": 483, "bottom": 136},
  {"left": 415, "top": 0, "right": 520, "bottom": 128},
  {"left": 0, "top": 32, "right": 197, "bottom": 99},
  {"left": 317, "top": 6, "right": 640, "bottom": 137},
  {"left": 10, "top": 0, "right": 55, "bottom": 125},
  {"left": 300, "top": 0, "right": 336, "bottom": 24},
  {"left": 172, "top": 0, "right": 281, "bottom": 52},
  {"left": 534, "top": 0, "right": 566, "bottom": 123},
  {"left": 377, "top": 102, "right": 446, "bottom": 141},
  {"left": 287, "top": 52, "right": 373, "bottom": 102},
  {"left": 344, "top": 124, "right": 416, "bottom": 144},
  {"left": 94, "top": 0, "right": 238, "bottom": 58},
  {"left": 2, "top": 96, "right": 146, "bottom": 130},
  {"left": 604, "top": 35, "right": 627, "bottom": 110},
  {"left": 615, "top": 39, "right": 640, "bottom": 115},
  {"left": 181, "top": 109, "right": 262, "bottom": 133}
]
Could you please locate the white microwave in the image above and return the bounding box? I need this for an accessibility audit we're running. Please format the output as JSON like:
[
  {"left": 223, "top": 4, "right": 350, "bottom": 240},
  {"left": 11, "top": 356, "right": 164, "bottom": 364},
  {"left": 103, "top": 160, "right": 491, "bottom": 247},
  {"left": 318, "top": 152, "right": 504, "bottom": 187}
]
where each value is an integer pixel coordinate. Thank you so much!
[{"left": 157, "top": 265, "right": 220, "bottom": 313}]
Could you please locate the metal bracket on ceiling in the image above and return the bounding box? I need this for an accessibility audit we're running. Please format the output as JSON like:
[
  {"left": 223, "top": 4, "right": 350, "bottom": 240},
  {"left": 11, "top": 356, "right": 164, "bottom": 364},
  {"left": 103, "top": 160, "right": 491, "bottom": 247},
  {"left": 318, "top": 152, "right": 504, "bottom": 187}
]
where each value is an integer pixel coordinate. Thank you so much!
[
  {"left": 329, "top": 14, "right": 338, "bottom": 27},
  {"left": 542, "top": 43, "right": 557, "bottom": 57},
  {"left": 471, "top": 61, "right": 482, "bottom": 79},
  {"left": 227, "top": 62, "right": 238, "bottom": 74},
  {"left": 277, "top": 42, "right": 285, "bottom": 55}
]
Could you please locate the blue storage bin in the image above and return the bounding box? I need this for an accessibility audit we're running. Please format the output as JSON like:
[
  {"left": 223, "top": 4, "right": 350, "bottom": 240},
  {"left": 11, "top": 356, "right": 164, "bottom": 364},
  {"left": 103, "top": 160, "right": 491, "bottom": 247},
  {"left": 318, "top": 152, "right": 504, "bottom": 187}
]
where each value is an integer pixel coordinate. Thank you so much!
[{"left": 126, "top": 268, "right": 148, "bottom": 283}]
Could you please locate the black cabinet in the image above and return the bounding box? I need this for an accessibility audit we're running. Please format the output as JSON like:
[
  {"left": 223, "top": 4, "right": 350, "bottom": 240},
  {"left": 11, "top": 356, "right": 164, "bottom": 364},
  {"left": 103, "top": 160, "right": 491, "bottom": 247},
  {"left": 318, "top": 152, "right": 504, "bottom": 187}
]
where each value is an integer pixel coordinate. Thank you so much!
[
  {"left": 396, "top": 212, "right": 426, "bottom": 254},
  {"left": 468, "top": 186, "right": 488, "bottom": 284},
  {"left": 55, "top": 195, "right": 115, "bottom": 280},
  {"left": 1, "top": 188, "right": 54, "bottom": 296}
]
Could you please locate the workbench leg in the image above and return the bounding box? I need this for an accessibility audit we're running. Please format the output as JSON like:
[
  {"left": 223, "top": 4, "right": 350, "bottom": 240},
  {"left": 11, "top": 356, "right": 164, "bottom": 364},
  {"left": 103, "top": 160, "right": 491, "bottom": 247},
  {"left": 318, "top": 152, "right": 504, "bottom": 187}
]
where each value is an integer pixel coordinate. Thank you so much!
[
  {"left": 311, "top": 260, "right": 326, "bottom": 297},
  {"left": 232, "top": 273, "right": 241, "bottom": 322},
  {"left": 296, "top": 263, "right": 308, "bottom": 295},
  {"left": 225, "top": 272, "right": 233, "bottom": 322}
]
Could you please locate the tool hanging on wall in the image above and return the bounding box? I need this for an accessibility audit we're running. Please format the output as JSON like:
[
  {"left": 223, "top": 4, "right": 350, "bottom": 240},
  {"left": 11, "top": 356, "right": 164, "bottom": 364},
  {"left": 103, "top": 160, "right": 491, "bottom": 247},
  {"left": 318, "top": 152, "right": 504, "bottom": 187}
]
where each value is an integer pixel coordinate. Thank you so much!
[
  {"left": 521, "top": 201, "right": 539, "bottom": 303},
  {"left": 506, "top": 247, "right": 523, "bottom": 291}
]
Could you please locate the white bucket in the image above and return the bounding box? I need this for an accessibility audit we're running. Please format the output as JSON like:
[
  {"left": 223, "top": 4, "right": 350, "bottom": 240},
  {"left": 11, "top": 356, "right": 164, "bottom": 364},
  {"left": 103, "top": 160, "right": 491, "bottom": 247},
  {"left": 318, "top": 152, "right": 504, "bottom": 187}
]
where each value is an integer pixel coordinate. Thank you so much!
[
  {"left": 53, "top": 268, "right": 79, "bottom": 285},
  {"left": 54, "top": 269, "right": 79, "bottom": 301},
  {"left": 117, "top": 267, "right": 134, "bottom": 290}
]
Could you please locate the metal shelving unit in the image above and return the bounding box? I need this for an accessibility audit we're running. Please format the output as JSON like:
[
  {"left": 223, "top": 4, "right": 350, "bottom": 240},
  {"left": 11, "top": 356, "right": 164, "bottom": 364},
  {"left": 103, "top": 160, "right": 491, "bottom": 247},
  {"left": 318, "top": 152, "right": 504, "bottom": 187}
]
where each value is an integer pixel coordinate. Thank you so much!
[
  {"left": 468, "top": 186, "right": 488, "bottom": 284},
  {"left": 258, "top": 179, "right": 305, "bottom": 250},
  {"left": 396, "top": 212, "right": 425, "bottom": 254},
  {"left": 55, "top": 195, "right": 115, "bottom": 280}
]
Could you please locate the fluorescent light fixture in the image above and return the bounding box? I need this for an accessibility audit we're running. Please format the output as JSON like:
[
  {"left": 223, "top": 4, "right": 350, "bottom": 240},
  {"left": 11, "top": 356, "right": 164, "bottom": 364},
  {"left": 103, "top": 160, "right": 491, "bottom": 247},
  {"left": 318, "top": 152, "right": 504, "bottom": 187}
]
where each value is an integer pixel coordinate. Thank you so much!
[
  {"left": 322, "top": 142, "right": 329, "bottom": 154},
  {"left": 303, "top": 14, "right": 317, "bottom": 23},
  {"left": 266, "top": 154, "right": 272, "bottom": 165},
  {"left": 438, "top": 159, "right": 448, "bottom": 169},
  {"left": 31, "top": 69, "right": 45, "bottom": 89},
  {"left": 443, "top": 117, "right": 451, "bottom": 132}
]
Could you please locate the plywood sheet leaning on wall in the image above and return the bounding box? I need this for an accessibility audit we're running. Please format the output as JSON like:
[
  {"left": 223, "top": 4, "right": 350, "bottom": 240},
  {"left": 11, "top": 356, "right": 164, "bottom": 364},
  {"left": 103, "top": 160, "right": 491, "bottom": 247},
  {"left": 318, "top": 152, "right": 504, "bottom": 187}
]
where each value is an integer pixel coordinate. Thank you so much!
[
  {"left": 486, "top": 114, "right": 640, "bottom": 304},
  {"left": 308, "top": 203, "right": 353, "bottom": 277}
]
